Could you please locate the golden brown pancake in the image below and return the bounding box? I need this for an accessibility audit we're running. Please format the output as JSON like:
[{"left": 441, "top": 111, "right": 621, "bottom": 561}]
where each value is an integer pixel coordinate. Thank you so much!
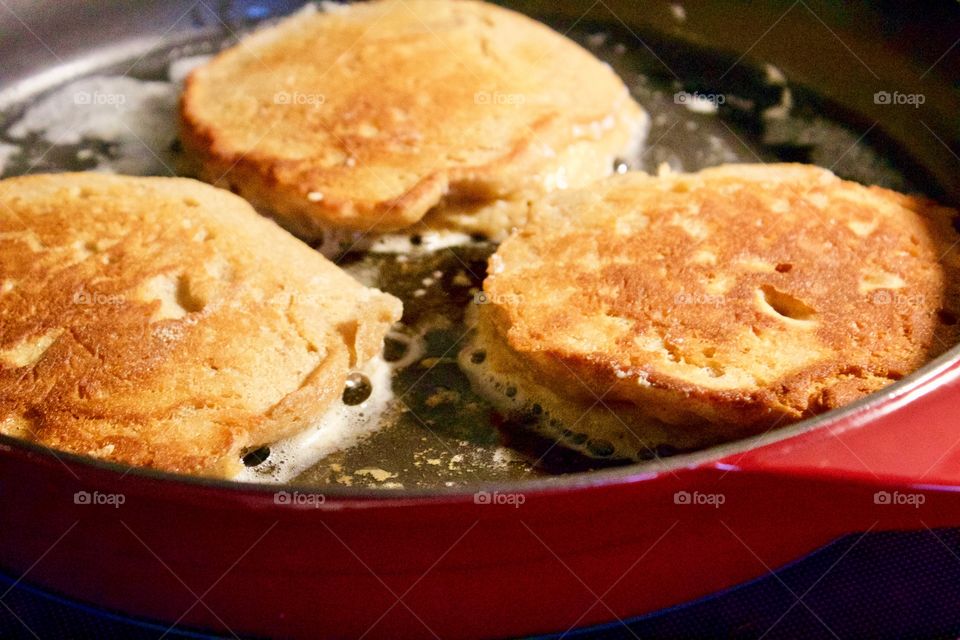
[
  {"left": 0, "top": 174, "right": 401, "bottom": 476},
  {"left": 180, "top": 0, "right": 647, "bottom": 239},
  {"left": 462, "top": 164, "right": 960, "bottom": 459}
]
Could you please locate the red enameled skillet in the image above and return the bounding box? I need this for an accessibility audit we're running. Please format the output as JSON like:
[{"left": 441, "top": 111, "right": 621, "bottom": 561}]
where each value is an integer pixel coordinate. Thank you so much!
[{"left": 1, "top": 0, "right": 959, "bottom": 637}]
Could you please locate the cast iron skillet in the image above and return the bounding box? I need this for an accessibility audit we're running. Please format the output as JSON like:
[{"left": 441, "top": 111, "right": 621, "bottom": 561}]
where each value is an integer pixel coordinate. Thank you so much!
[{"left": 0, "top": 1, "right": 959, "bottom": 638}]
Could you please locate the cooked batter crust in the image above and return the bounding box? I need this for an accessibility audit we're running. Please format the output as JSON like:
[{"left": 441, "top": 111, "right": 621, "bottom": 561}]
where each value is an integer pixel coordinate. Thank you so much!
[{"left": 0, "top": 174, "right": 401, "bottom": 476}]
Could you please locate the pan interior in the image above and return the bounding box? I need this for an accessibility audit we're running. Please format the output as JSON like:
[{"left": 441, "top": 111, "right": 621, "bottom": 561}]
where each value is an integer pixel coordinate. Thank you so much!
[{"left": 0, "top": 3, "right": 947, "bottom": 490}]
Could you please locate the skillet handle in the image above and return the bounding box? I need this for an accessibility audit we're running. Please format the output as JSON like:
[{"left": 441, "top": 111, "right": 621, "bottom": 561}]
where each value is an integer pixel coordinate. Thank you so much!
[{"left": 718, "top": 358, "right": 960, "bottom": 488}]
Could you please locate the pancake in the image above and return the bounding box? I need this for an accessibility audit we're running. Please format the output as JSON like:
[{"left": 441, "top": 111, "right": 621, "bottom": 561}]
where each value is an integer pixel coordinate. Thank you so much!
[
  {"left": 462, "top": 164, "right": 960, "bottom": 460},
  {"left": 179, "top": 0, "right": 648, "bottom": 240},
  {"left": 0, "top": 174, "right": 402, "bottom": 477}
]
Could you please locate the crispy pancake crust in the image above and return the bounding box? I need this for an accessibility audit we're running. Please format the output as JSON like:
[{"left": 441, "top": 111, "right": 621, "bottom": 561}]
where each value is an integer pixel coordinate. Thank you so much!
[
  {"left": 479, "top": 164, "right": 960, "bottom": 440},
  {"left": 180, "top": 0, "right": 646, "bottom": 237},
  {"left": 0, "top": 174, "right": 401, "bottom": 476},
  {"left": 459, "top": 308, "right": 751, "bottom": 461}
]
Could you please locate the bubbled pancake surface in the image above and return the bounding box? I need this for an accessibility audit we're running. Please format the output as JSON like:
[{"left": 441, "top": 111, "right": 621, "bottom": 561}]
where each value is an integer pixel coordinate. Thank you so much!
[
  {"left": 0, "top": 174, "right": 401, "bottom": 476},
  {"left": 179, "top": 0, "right": 646, "bottom": 238},
  {"left": 480, "top": 164, "right": 960, "bottom": 436}
]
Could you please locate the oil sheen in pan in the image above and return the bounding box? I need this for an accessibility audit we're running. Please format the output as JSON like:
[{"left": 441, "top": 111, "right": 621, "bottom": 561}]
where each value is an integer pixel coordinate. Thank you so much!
[{"left": 0, "top": 6, "right": 921, "bottom": 489}]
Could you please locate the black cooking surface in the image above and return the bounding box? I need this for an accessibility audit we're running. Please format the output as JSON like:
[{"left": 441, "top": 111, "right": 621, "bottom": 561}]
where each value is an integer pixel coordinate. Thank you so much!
[{"left": 0, "top": 2, "right": 933, "bottom": 489}]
